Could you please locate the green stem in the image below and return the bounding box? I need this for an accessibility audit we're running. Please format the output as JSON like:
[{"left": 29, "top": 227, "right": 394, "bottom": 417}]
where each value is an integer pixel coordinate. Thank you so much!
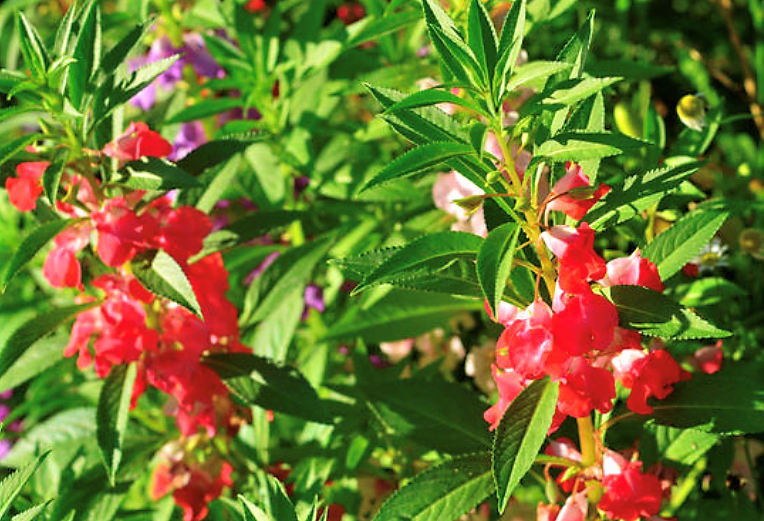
[{"left": 577, "top": 415, "right": 596, "bottom": 467}]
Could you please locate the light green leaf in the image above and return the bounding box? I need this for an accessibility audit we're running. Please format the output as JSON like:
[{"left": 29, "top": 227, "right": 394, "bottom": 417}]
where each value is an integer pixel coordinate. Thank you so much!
[
  {"left": 642, "top": 210, "right": 728, "bottom": 281},
  {"left": 467, "top": 0, "right": 499, "bottom": 79},
  {"left": 165, "top": 98, "right": 243, "bottom": 125},
  {"left": 10, "top": 500, "right": 52, "bottom": 521},
  {"left": 69, "top": 1, "right": 101, "bottom": 107},
  {"left": 0, "top": 334, "right": 65, "bottom": 393},
  {"left": 492, "top": 378, "right": 559, "bottom": 513},
  {"left": 96, "top": 363, "right": 137, "bottom": 486},
  {"left": 0, "top": 133, "right": 43, "bottom": 170},
  {"left": 645, "top": 425, "right": 718, "bottom": 466},
  {"left": 535, "top": 131, "right": 648, "bottom": 163},
  {"left": 361, "top": 142, "right": 475, "bottom": 192},
  {"left": 116, "top": 157, "right": 200, "bottom": 191},
  {"left": 505, "top": 61, "right": 573, "bottom": 92},
  {"left": 0, "top": 451, "right": 50, "bottom": 520},
  {"left": 674, "top": 277, "right": 746, "bottom": 308},
  {"left": 347, "top": 10, "right": 422, "bottom": 47},
  {"left": 132, "top": 250, "right": 202, "bottom": 318},
  {"left": 526, "top": 77, "right": 620, "bottom": 114},
  {"left": 16, "top": 13, "right": 50, "bottom": 78},
  {"left": 373, "top": 453, "right": 494, "bottom": 521},
  {"left": 493, "top": 0, "right": 526, "bottom": 103},
  {"left": 601, "top": 285, "right": 731, "bottom": 340},
  {"left": 239, "top": 496, "right": 270, "bottom": 521},
  {"left": 478, "top": 222, "right": 520, "bottom": 319},
  {"left": 384, "top": 88, "right": 485, "bottom": 116},
  {"left": 42, "top": 147, "right": 70, "bottom": 206}
]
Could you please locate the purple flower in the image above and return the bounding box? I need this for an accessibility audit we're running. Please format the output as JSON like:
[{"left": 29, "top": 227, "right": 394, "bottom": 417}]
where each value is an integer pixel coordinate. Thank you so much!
[
  {"left": 0, "top": 389, "right": 12, "bottom": 400},
  {"left": 301, "top": 283, "right": 325, "bottom": 319},
  {"left": 245, "top": 251, "right": 281, "bottom": 285},
  {"left": 0, "top": 404, "right": 9, "bottom": 423},
  {"left": 169, "top": 120, "right": 207, "bottom": 161},
  {"left": 0, "top": 439, "right": 12, "bottom": 460},
  {"left": 293, "top": 176, "right": 310, "bottom": 199}
]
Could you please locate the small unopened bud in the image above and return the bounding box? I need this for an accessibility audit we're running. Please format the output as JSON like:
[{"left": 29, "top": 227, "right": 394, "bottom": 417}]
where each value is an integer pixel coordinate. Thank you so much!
[
  {"left": 677, "top": 94, "right": 707, "bottom": 132},
  {"left": 454, "top": 194, "right": 484, "bottom": 215}
]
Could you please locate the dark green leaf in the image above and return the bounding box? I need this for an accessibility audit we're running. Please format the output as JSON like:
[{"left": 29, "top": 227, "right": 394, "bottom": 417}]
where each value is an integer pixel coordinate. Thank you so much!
[
  {"left": 493, "top": 0, "right": 526, "bottom": 103},
  {"left": 96, "top": 363, "right": 137, "bottom": 485},
  {"left": 649, "top": 363, "right": 764, "bottom": 435},
  {"left": 362, "top": 377, "right": 491, "bottom": 453},
  {"left": 197, "top": 211, "right": 307, "bottom": 257},
  {"left": 585, "top": 59, "right": 674, "bottom": 80},
  {"left": 492, "top": 378, "right": 559, "bottom": 512},
  {"left": 0, "top": 133, "right": 43, "bottom": 170},
  {"left": 373, "top": 453, "right": 494, "bottom": 521},
  {"left": 601, "top": 285, "right": 731, "bottom": 340},
  {"left": 383, "top": 89, "right": 485, "bottom": 116},
  {"left": 0, "top": 451, "right": 50, "bottom": 520},
  {"left": 586, "top": 162, "right": 702, "bottom": 230},
  {"left": 355, "top": 232, "right": 482, "bottom": 293},
  {"left": 100, "top": 18, "right": 154, "bottom": 76},
  {"left": 360, "top": 142, "right": 475, "bottom": 192},
  {"left": 165, "top": 98, "right": 244, "bottom": 125},
  {"left": 116, "top": 157, "right": 201, "bottom": 190},
  {"left": 54, "top": 2, "right": 77, "bottom": 55},
  {"left": 0, "top": 303, "right": 97, "bottom": 382},
  {"left": 642, "top": 210, "right": 728, "bottom": 281},
  {"left": 478, "top": 222, "right": 520, "bottom": 319},
  {"left": 43, "top": 147, "right": 70, "bottom": 206},
  {"left": 176, "top": 137, "right": 257, "bottom": 176},
  {"left": 132, "top": 250, "right": 202, "bottom": 318},
  {"left": 2, "top": 218, "right": 82, "bottom": 291},
  {"left": 16, "top": 13, "right": 50, "bottom": 78},
  {"left": 69, "top": 1, "right": 101, "bottom": 107},
  {"left": 205, "top": 353, "right": 332, "bottom": 424},
  {"left": 467, "top": 0, "right": 499, "bottom": 80}
]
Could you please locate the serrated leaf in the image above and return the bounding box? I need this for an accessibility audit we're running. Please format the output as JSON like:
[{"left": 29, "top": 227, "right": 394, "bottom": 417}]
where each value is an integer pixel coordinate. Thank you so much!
[
  {"left": 204, "top": 353, "right": 332, "bottom": 424},
  {"left": 492, "top": 378, "right": 559, "bottom": 512},
  {"left": 384, "top": 88, "right": 484, "bottom": 116},
  {"left": 601, "top": 285, "right": 731, "bottom": 340},
  {"left": 642, "top": 210, "right": 728, "bottom": 281},
  {"left": 535, "top": 131, "right": 647, "bottom": 163},
  {"left": 586, "top": 162, "right": 702, "bottom": 230},
  {"left": 649, "top": 363, "right": 764, "bottom": 434},
  {"left": 0, "top": 451, "right": 50, "bottom": 520},
  {"left": 0, "top": 133, "right": 43, "bottom": 170},
  {"left": 373, "top": 453, "right": 494, "bottom": 521},
  {"left": 505, "top": 61, "right": 573, "bottom": 92},
  {"left": 478, "top": 222, "right": 520, "bottom": 318},
  {"left": 69, "top": 1, "right": 101, "bottom": 107},
  {"left": 96, "top": 363, "right": 136, "bottom": 486},
  {"left": 362, "top": 377, "right": 490, "bottom": 453},
  {"left": 10, "top": 500, "right": 52, "bottom": 521},
  {"left": 324, "top": 290, "right": 482, "bottom": 343},
  {"left": 355, "top": 232, "right": 481, "bottom": 293},
  {"left": 165, "top": 98, "right": 244, "bottom": 125},
  {"left": 116, "top": 157, "right": 200, "bottom": 190},
  {"left": 101, "top": 17, "right": 154, "bottom": 77},
  {"left": 2, "top": 218, "right": 82, "bottom": 291},
  {"left": 0, "top": 303, "right": 98, "bottom": 380},
  {"left": 493, "top": 0, "right": 526, "bottom": 103},
  {"left": 525, "top": 77, "right": 620, "bottom": 114},
  {"left": 132, "top": 250, "right": 202, "bottom": 318},
  {"left": 467, "top": 0, "right": 499, "bottom": 80},
  {"left": 43, "top": 147, "right": 70, "bottom": 205},
  {"left": 16, "top": 13, "right": 50, "bottom": 78},
  {"left": 361, "top": 142, "right": 475, "bottom": 192}
]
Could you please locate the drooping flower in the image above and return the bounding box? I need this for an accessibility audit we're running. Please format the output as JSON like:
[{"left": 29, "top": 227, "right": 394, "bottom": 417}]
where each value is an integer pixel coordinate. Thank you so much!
[
  {"left": 102, "top": 122, "right": 173, "bottom": 161},
  {"left": 600, "top": 250, "right": 665, "bottom": 292},
  {"left": 5, "top": 162, "right": 47, "bottom": 212},
  {"left": 484, "top": 365, "right": 526, "bottom": 431},
  {"left": 612, "top": 349, "right": 691, "bottom": 414},
  {"left": 545, "top": 162, "right": 610, "bottom": 221},
  {"left": 541, "top": 223, "right": 606, "bottom": 294}
]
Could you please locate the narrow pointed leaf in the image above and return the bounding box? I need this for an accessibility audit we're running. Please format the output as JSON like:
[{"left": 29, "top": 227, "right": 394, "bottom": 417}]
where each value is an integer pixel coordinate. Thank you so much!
[
  {"left": 356, "top": 232, "right": 482, "bottom": 293},
  {"left": 101, "top": 18, "right": 155, "bottom": 76},
  {"left": 492, "top": 378, "right": 559, "bottom": 513},
  {"left": 478, "top": 222, "right": 521, "bottom": 318},
  {"left": 525, "top": 77, "right": 620, "bottom": 114},
  {"left": 165, "top": 98, "right": 244, "bottom": 124},
  {"left": 132, "top": 250, "right": 202, "bottom": 318},
  {"left": 43, "top": 147, "right": 70, "bottom": 205},
  {"left": 54, "top": 2, "right": 77, "bottom": 55},
  {"left": 239, "top": 496, "right": 270, "bottom": 521},
  {"left": 0, "top": 134, "right": 43, "bottom": 169},
  {"left": 505, "top": 61, "right": 573, "bottom": 92},
  {"left": 97, "top": 363, "right": 137, "bottom": 485},
  {"left": 70, "top": 1, "right": 101, "bottom": 106},
  {"left": 601, "top": 285, "right": 731, "bottom": 340},
  {"left": 383, "top": 89, "right": 484, "bottom": 116},
  {"left": 641, "top": 210, "right": 728, "bottom": 281},
  {"left": 494, "top": 0, "right": 526, "bottom": 101},
  {"left": 361, "top": 142, "right": 475, "bottom": 192},
  {"left": 10, "top": 500, "right": 52, "bottom": 521},
  {"left": 16, "top": 13, "right": 50, "bottom": 77},
  {"left": 2, "top": 218, "right": 82, "bottom": 291},
  {"left": 467, "top": 0, "right": 499, "bottom": 78},
  {"left": 535, "top": 131, "right": 648, "bottom": 163},
  {"left": 373, "top": 453, "right": 494, "bottom": 521},
  {"left": 0, "top": 451, "right": 50, "bottom": 519},
  {"left": 116, "top": 157, "right": 200, "bottom": 190}
]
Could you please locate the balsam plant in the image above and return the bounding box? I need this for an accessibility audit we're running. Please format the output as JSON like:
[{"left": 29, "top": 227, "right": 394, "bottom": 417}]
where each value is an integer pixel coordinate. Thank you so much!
[{"left": 0, "top": 0, "right": 762, "bottom": 520}]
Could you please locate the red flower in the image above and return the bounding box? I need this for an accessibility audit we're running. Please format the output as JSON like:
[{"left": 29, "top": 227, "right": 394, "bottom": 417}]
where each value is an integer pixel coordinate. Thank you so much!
[
  {"left": 337, "top": 3, "right": 365, "bottom": 24},
  {"left": 43, "top": 246, "right": 82, "bottom": 289},
  {"left": 546, "top": 162, "right": 610, "bottom": 221},
  {"left": 690, "top": 341, "right": 723, "bottom": 374},
  {"left": 601, "top": 250, "right": 665, "bottom": 292},
  {"left": 600, "top": 461, "right": 663, "bottom": 521},
  {"left": 496, "top": 300, "right": 554, "bottom": 379},
  {"left": 557, "top": 358, "right": 615, "bottom": 418},
  {"left": 152, "top": 455, "right": 233, "bottom": 521},
  {"left": 5, "top": 162, "right": 47, "bottom": 212},
  {"left": 541, "top": 223, "right": 606, "bottom": 294},
  {"left": 616, "top": 349, "right": 691, "bottom": 414},
  {"left": 551, "top": 292, "right": 619, "bottom": 357},
  {"left": 244, "top": 0, "right": 267, "bottom": 12},
  {"left": 103, "top": 122, "right": 172, "bottom": 161}
]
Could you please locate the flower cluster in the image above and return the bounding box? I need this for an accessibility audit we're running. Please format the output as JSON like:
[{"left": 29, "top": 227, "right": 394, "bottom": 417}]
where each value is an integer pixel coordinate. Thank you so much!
[{"left": 5, "top": 123, "right": 243, "bottom": 520}]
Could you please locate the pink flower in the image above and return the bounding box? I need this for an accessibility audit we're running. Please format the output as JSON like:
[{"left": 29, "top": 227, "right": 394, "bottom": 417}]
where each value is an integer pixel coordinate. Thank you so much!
[
  {"left": 43, "top": 246, "right": 82, "bottom": 289},
  {"left": 545, "top": 162, "right": 610, "bottom": 221},
  {"left": 103, "top": 122, "right": 172, "bottom": 161},
  {"left": 432, "top": 171, "right": 487, "bottom": 237},
  {"left": 5, "top": 162, "right": 47, "bottom": 212},
  {"left": 484, "top": 365, "right": 526, "bottom": 431},
  {"left": 601, "top": 250, "right": 665, "bottom": 292},
  {"left": 690, "top": 341, "right": 723, "bottom": 374},
  {"left": 484, "top": 299, "right": 520, "bottom": 326},
  {"left": 541, "top": 223, "right": 606, "bottom": 294},
  {"left": 496, "top": 300, "right": 554, "bottom": 379}
]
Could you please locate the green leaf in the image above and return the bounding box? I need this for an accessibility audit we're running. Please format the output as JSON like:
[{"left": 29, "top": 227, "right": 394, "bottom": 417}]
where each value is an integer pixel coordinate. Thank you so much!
[
  {"left": 165, "top": 98, "right": 244, "bottom": 125},
  {"left": 197, "top": 210, "right": 306, "bottom": 257},
  {"left": 478, "top": 222, "right": 520, "bottom": 319},
  {"left": 69, "top": 1, "right": 101, "bottom": 107},
  {"left": 0, "top": 106, "right": 37, "bottom": 125},
  {"left": 100, "top": 17, "right": 154, "bottom": 76},
  {"left": 467, "top": 0, "right": 499, "bottom": 80},
  {"left": 373, "top": 453, "right": 494, "bottom": 521},
  {"left": 493, "top": 0, "right": 526, "bottom": 103},
  {"left": 642, "top": 210, "right": 728, "bottom": 281},
  {"left": 674, "top": 277, "right": 746, "bottom": 308},
  {"left": 43, "top": 147, "right": 70, "bottom": 206},
  {"left": 362, "top": 377, "right": 491, "bottom": 453},
  {"left": 586, "top": 162, "right": 702, "bottom": 230},
  {"left": 505, "top": 61, "right": 573, "bottom": 92},
  {"left": 239, "top": 496, "right": 270, "bottom": 521},
  {"left": 346, "top": 10, "right": 422, "bottom": 47},
  {"left": 324, "top": 290, "right": 482, "bottom": 343},
  {"left": 0, "top": 133, "right": 43, "bottom": 170},
  {"left": 115, "top": 157, "right": 200, "bottom": 191},
  {"left": 0, "top": 303, "right": 98, "bottom": 380},
  {"left": 535, "top": 131, "right": 647, "bottom": 163},
  {"left": 184, "top": 154, "right": 242, "bottom": 213},
  {"left": 525, "top": 77, "right": 620, "bottom": 114},
  {"left": 644, "top": 425, "right": 718, "bottom": 466},
  {"left": 248, "top": 238, "right": 333, "bottom": 324},
  {"left": 360, "top": 142, "right": 475, "bottom": 192},
  {"left": 492, "top": 378, "right": 559, "bottom": 513},
  {"left": 132, "top": 250, "right": 202, "bottom": 318},
  {"left": 176, "top": 137, "right": 257, "bottom": 175},
  {"left": 245, "top": 143, "right": 284, "bottom": 206},
  {"left": 0, "top": 451, "right": 50, "bottom": 520},
  {"left": 0, "top": 334, "right": 65, "bottom": 393},
  {"left": 648, "top": 363, "right": 764, "bottom": 435},
  {"left": 16, "top": 13, "right": 50, "bottom": 78},
  {"left": 383, "top": 88, "right": 485, "bottom": 116},
  {"left": 248, "top": 290, "right": 303, "bottom": 364},
  {"left": 355, "top": 232, "right": 482, "bottom": 294},
  {"left": 204, "top": 353, "right": 332, "bottom": 424},
  {"left": 554, "top": 9, "right": 594, "bottom": 81},
  {"left": 0, "top": 70, "right": 28, "bottom": 95},
  {"left": 54, "top": 1, "right": 77, "bottom": 55},
  {"left": 96, "top": 363, "right": 137, "bottom": 486},
  {"left": 2, "top": 218, "right": 82, "bottom": 291},
  {"left": 601, "top": 285, "right": 731, "bottom": 340},
  {"left": 10, "top": 500, "right": 52, "bottom": 521}
]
